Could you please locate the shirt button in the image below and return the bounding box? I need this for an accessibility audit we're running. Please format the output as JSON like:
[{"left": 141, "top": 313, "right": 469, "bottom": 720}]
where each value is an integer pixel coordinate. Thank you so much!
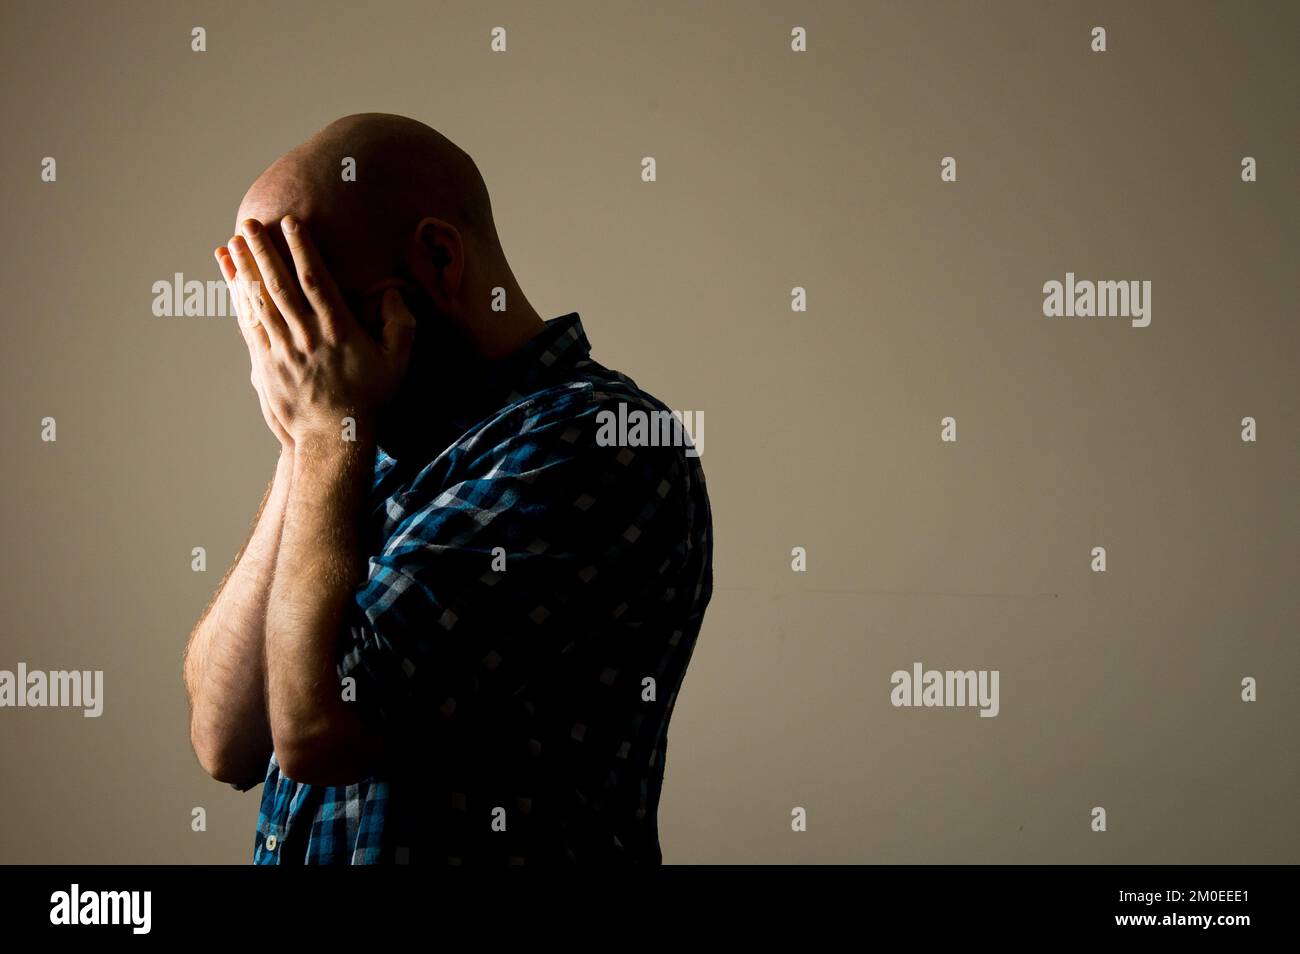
[{"left": 265, "top": 834, "right": 278, "bottom": 851}]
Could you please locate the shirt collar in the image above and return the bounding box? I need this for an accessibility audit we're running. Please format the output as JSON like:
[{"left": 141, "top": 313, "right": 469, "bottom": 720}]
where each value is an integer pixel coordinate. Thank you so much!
[
  {"left": 444, "top": 312, "right": 592, "bottom": 433},
  {"left": 376, "top": 312, "right": 593, "bottom": 472}
]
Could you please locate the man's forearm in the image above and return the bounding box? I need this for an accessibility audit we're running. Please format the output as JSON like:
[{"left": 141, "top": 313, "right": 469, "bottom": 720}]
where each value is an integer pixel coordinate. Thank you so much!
[
  {"left": 222, "top": 213, "right": 413, "bottom": 785},
  {"left": 265, "top": 436, "right": 380, "bottom": 785},
  {"left": 183, "top": 451, "right": 292, "bottom": 785}
]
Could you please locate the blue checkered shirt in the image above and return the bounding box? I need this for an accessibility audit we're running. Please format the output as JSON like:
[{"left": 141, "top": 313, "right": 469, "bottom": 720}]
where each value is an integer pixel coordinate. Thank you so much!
[{"left": 249, "top": 313, "right": 713, "bottom": 863}]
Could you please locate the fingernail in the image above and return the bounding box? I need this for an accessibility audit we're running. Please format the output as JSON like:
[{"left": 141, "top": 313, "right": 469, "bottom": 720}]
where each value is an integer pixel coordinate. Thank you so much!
[
  {"left": 281, "top": 215, "right": 297, "bottom": 233},
  {"left": 241, "top": 218, "right": 261, "bottom": 236}
]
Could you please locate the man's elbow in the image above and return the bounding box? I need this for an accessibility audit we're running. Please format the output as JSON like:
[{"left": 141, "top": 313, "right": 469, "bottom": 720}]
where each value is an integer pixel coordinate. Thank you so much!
[
  {"left": 273, "top": 716, "right": 381, "bottom": 786},
  {"left": 190, "top": 722, "right": 266, "bottom": 789}
]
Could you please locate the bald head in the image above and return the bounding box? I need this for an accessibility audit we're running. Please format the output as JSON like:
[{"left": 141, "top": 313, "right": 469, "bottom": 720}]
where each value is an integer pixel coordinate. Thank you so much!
[
  {"left": 228, "top": 114, "right": 546, "bottom": 454},
  {"left": 235, "top": 113, "right": 503, "bottom": 317}
]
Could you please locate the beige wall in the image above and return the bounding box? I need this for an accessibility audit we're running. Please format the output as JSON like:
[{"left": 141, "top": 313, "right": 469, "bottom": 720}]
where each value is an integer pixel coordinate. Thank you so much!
[{"left": 0, "top": 0, "right": 1295, "bottom": 863}]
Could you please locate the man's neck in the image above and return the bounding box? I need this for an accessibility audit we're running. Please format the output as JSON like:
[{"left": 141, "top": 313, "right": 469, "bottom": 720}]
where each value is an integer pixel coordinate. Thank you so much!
[
  {"left": 457, "top": 281, "right": 548, "bottom": 361},
  {"left": 379, "top": 300, "right": 551, "bottom": 466}
]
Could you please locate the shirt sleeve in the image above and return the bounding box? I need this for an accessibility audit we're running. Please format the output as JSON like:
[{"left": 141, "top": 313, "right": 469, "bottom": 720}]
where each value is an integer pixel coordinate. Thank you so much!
[{"left": 335, "top": 391, "right": 691, "bottom": 733}]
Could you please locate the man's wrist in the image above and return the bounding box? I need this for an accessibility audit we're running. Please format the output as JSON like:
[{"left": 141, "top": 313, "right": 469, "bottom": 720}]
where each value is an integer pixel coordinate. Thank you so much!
[
  {"left": 293, "top": 413, "right": 377, "bottom": 459},
  {"left": 289, "top": 426, "right": 376, "bottom": 514},
  {"left": 274, "top": 447, "right": 295, "bottom": 475},
  {"left": 294, "top": 432, "right": 373, "bottom": 468}
]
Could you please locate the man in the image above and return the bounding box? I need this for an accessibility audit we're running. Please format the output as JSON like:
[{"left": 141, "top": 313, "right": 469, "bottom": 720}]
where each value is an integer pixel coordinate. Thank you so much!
[{"left": 181, "top": 114, "right": 713, "bottom": 864}]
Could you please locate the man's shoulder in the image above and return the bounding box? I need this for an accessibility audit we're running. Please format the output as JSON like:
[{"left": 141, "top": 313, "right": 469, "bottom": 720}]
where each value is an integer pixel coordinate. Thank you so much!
[
  {"left": 461, "top": 364, "right": 673, "bottom": 460},
  {"left": 503, "top": 361, "right": 667, "bottom": 426},
  {"left": 388, "top": 365, "right": 693, "bottom": 514}
]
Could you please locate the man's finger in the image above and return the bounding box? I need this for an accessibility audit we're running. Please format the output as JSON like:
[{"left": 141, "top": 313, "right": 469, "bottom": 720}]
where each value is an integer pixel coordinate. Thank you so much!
[
  {"left": 240, "top": 218, "right": 315, "bottom": 349},
  {"left": 280, "top": 216, "right": 348, "bottom": 340},
  {"left": 227, "top": 234, "right": 291, "bottom": 352},
  {"left": 215, "top": 246, "right": 255, "bottom": 329},
  {"left": 219, "top": 247, "right": 273, "bottom": 360},
  {"left": 379, "top": 287, "right": 418, "bottom": 380},
  {"left": 217, "top": 246, "right": 272, "bottom": 364}
]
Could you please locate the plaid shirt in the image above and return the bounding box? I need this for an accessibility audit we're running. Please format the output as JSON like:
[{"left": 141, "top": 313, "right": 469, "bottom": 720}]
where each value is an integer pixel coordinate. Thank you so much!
[{"left": 249, "top": 313, "right": 713, "bottom": 864}]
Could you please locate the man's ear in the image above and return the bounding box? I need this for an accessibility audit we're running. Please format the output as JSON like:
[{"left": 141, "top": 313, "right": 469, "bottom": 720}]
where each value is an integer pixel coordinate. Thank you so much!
[{"left": 403, "top": 217, "right": 464, "bottom": 305}]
